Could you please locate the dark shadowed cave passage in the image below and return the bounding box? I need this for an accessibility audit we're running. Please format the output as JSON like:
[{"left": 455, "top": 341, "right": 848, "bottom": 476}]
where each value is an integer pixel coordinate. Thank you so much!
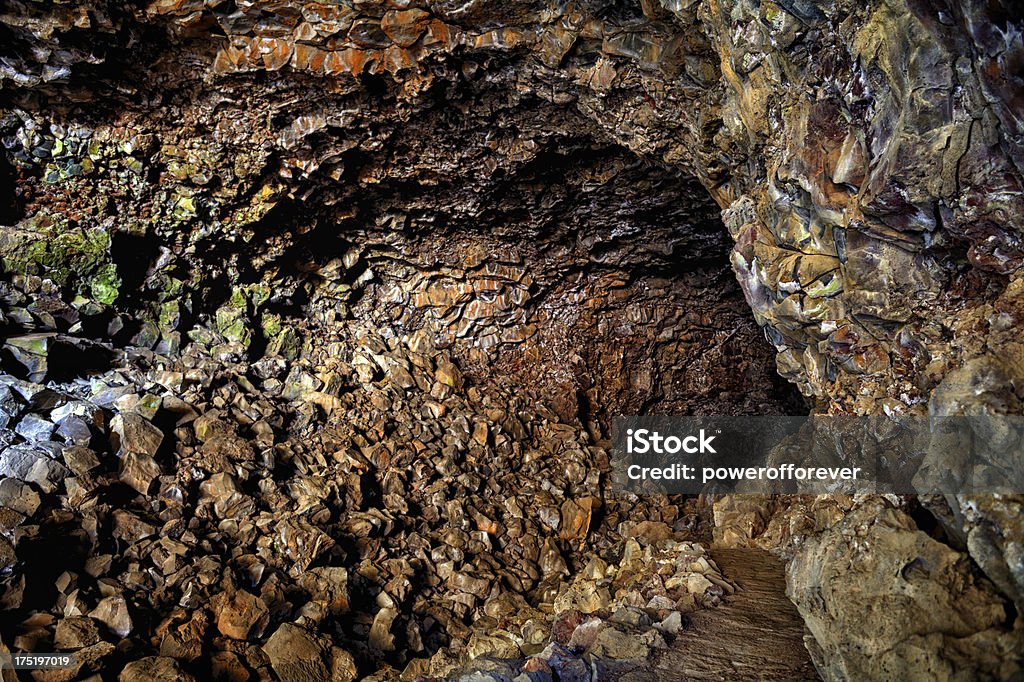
[{"left": 217, "top": 111, "right": 809, "bottom": 430}]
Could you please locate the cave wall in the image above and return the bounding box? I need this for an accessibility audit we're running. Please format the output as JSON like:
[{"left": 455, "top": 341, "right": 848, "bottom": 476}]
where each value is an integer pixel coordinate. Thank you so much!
[{"left": 3, "top": 0, "right": 1022, "bottom": 413}]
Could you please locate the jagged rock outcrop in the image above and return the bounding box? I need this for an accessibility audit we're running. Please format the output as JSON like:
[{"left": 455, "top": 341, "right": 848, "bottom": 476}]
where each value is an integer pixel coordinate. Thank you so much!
[
  {"left": 3, "top": 0, "right": 1021, "bottom": 405},
  {"left": 787, "top": 498, "right": 1022, "bottom": 681},
  {"left": 1, "top": 0, "right": 1023, "bottom": 680}
]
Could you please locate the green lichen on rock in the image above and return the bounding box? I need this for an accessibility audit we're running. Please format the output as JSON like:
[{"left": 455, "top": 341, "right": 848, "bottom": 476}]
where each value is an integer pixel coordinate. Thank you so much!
[
  {"left": 212, "top": 284, "right": 292, "bottom": 352},
  {"left": 215, "top": 313, "right": 250, "bottom": 346},
  {"left": 0, "top": 213, "right": 120, "bottom": 305},
  {"left": 89, "top": 263, "right": 121, "bottom": 305},
  {"left": 261, "top": 312, "right": 301, "bottom": 360},
  {"left": 214, "top": 285, "right": 255, "bottom": 347},
  {"left": 21, "top": 221, "right": 108, "bottom": 279},
  {"left": 248, "top": 284, "right": 271, "bottom": 309},
  {"left": 172, "top": 194, "right": 198, "bottom": 220},
  {"left": 133, "top": 321, "right": 161, "bottom": 349},
  {"left": 152, "top": 274, "right": 185, "bottom": 302},
  {"left": 159, "top": 301, "right": 181, "bottom": 331},
  {"left": 260, "top": 312, "right": 282, "bottom": 339}
]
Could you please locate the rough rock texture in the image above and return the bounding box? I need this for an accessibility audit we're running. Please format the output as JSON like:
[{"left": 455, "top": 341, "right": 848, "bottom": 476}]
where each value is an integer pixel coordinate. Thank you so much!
[
  {"left": 715, "top": 490, "right": 1024, "bottom": 678},
  {"left": 787, "top": 498, "right": 1022, "bottom": 681},
  {"left": 1, "top": 0, "right": 1023, "bottom": 679}
]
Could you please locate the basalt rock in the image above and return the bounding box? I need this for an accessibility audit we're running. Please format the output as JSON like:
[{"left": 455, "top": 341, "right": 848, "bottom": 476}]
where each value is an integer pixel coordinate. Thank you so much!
[
  {"left": 0, "top": 0, "right": 1022, "bottom": 680},
  {"left": 787, "top": 499, "right": 1023, "bottom": 681},
  {"left": 0, "top": 319, "right": 753, "bottom": 679}
]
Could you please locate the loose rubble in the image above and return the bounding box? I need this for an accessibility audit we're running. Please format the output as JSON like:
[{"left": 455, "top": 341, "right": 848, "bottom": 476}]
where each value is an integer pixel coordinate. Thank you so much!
[{"left": 0, "top": 314, "right": 752, "bottom": 678}]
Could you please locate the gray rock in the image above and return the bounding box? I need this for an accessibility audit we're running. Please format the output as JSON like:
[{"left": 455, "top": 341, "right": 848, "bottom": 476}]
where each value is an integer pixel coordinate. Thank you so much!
[
  {"left": 0, "top": 442, "right": 70, "bottom": 492},
  {"left": 3, "top": 334, "right": 51, "bottom": 383},
  {"left": 541, "top": 644, "right": 591, "bottom": 682},
  {"left": 656, "top": 611, "right": 683, "bottom": 636},
  {"left": 56, "top": 415, "right": 92, "bottom": 445},
  {"left": 0, "top": 384, "right": 19, "bottom": 428},
  {"left": 50, "top": 399, "right": 103, "bottom": 424},
  {"left": 0, "top": 375, "right": 46, "bottom": 401},
  {"left": 14, "top": 412, "right": 55, "bottom": 442},
  {"left": 456, "top": 657, "right": 521, "bottom": 682}
]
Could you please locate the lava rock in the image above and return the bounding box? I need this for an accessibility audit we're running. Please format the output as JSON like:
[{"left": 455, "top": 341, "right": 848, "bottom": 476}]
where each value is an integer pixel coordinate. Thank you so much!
[
  {"left": 262, "top": 623, "right": 329, "bottom": 682},
  {"left": 215, "top": 589, "right": 269, "bottom": 640},
  {"left": 119, "top": 656, "right": 196, "bottom": 682},
  {"left": 54, "top": 616, "right": 102, "bottom": 650}
]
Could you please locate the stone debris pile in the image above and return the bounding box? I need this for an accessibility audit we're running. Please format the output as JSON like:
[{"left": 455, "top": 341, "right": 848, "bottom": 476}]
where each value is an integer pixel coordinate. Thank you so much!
[
  {"left": 0, "top": 312, "right": 740, "bottom": 679},
  {"left": 441, "top": 535, "right": 736, "bottom": 681}
]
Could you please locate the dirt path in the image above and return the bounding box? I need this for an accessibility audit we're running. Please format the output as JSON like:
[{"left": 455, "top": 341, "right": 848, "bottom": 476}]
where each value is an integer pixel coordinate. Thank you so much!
[{"left": 646, "top": 548, "right": 821, "bottom": 681}]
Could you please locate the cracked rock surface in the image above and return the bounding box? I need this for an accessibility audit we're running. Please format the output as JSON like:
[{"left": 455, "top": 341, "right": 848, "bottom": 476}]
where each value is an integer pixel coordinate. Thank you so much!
[{"left": 0, "top": 0, "right": 1023, "bottom": 679}]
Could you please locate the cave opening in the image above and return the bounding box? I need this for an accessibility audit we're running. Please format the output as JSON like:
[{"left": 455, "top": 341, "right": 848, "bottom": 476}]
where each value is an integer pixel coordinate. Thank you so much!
[
  {"left": 175, "top": 88, "right": 809, "bottom": 439},
  {"left": 174, "top": 112, "right": 814, "bottom": 668}
]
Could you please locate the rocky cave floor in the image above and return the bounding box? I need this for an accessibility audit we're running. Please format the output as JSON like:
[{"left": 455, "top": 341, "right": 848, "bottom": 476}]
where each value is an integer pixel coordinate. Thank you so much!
[
  {"left": 2, "top": 0, "right": 1024, "bottom": 680},
  {"left": 0, "top": 297, "right": 801, "bottom": 682}
]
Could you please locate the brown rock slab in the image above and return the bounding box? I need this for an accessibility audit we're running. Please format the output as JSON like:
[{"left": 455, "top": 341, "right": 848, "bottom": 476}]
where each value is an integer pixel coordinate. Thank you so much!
[
  {"left": 0, "top": 478, "right": 40, "bottom": 516},
  {"left": 559, "top": 497, "right": 594, "bottom": 541},
  {"left": 297, "top": 567, "right": 349, "bottom": 614},
  {"left": 788, "top": 501, "right": 1018, "bottom": 681},
  {"left": 54, "top": 616, "right": 101, "bottom": 650},
  {"left": 211, "top": 650, "right": 251, "bottom": 681},
  {"left": 369, "top": 607, "right": 398, "bottom": 651},
  {"left": 119, "top": 451, "right": 161, "bottom": 495},
  {"left": 216, "top": 590, "right": 269, "bottom": 640},
  {"left": 276, "top": 519, "right": 334, "bottom": 577},
  {"left": 89, "top": 595, "right": 132, "bottom": 638},
  {"left": 262, "top": 623, "right": 328, "bottom": 682},
  {"left": 110, "top": 413, "right": 163, "bottom": 457},
  {"left": 330, "top": 646, "right": 357, "bottom": 682},
  {"left": 119, "top": 656, "right": 196, "bottom": 682},
  {"left": 381, "top": 9, "right": 431, "bottom": 47}
]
